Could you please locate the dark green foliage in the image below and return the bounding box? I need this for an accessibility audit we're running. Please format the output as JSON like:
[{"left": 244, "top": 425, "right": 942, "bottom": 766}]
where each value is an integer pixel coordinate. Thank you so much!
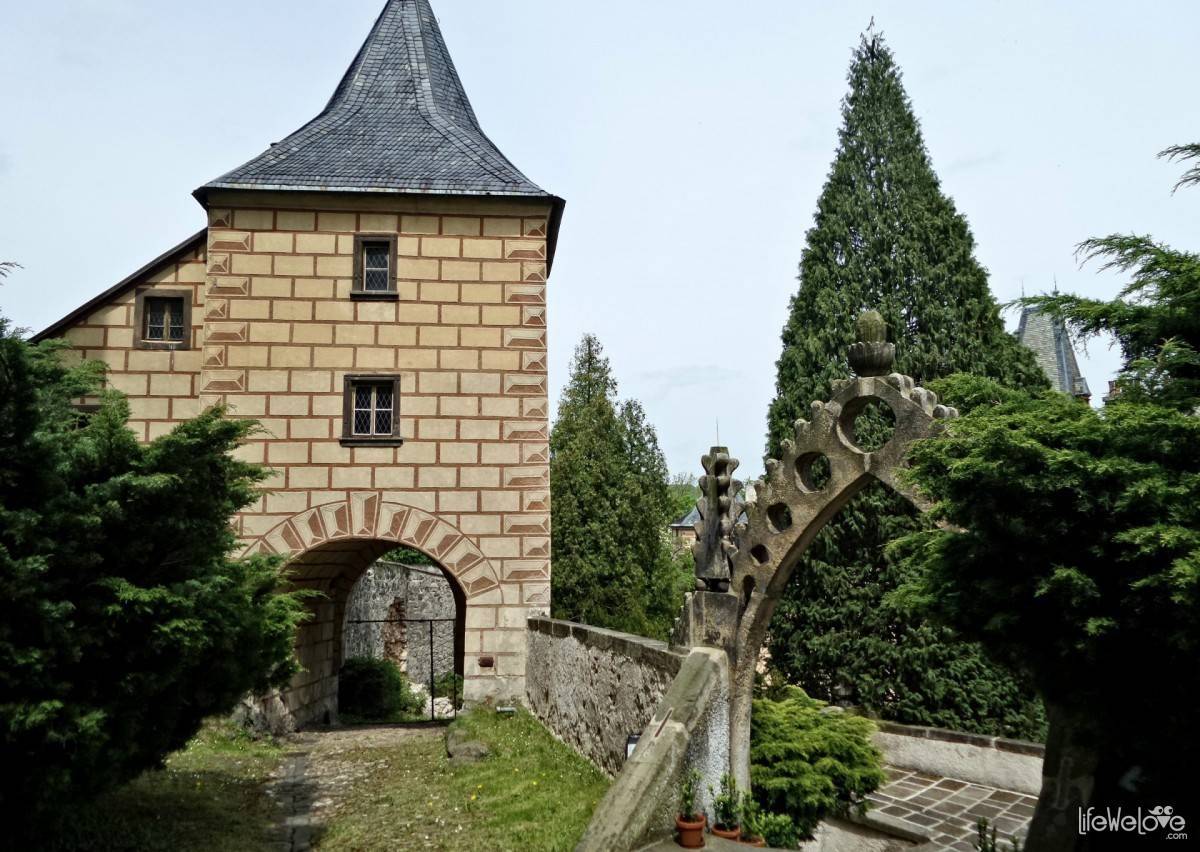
[
  {"left": 550, "top": 335, "right": 692, "bottom": 639},
  {"left": 710, "top": 772, "right": 742, "bottom": 830},
  {"left": 1020, "top": 146, "right": 1200, "bottom": 412},
  {"left": 667, "top": 472, "right": 700, "bottom": 523},
  {"left": 337, "top": 657, "right": 421, "bottom": 721},
  {"left": 897, "top": 147, "right": 1200, "bottom": 848},
  {"left": 0, "top": 314, "right": 304, "bottom": 827},
  {"left": 750, "top": 686, "right": 886, "bottom": 841},
  {"left": 381, "top": 546, "right": 437, "bottom": 566},
  {"left": 893, "top": 375, "right": 1200, "bottom": 814},
  {"left": 756, "top": 812, "right": 801, "bottom": 849},
  {"left": 764, "top": 30, "right": 1047, "bottom": 738},
  {"left": 433, "top": 671, "right": 464, "bottom": 704}
]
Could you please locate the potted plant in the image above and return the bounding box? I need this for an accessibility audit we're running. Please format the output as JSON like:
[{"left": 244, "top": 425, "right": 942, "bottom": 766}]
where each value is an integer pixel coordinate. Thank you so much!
[
  {"left": 739, "top": 798, "right": 766, "bottom": 847},
  {"left": 676, "top": 769, "right": 706, "bottom": 848},
  {"left": 710, "top": 773, "right": 742, "bottom": 841}
]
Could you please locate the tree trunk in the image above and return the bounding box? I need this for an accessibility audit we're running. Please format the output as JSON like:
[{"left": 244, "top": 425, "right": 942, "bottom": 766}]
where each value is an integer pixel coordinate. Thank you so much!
[{"left": 1025, "top": 702, "right": 1100, "bottom": 852}]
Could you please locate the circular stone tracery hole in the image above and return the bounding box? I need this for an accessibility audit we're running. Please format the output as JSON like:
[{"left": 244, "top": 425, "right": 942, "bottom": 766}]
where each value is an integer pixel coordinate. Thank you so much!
[
  {"left": 839, "top": 397, "right": 897, "bottom": 453},
  {"left": 750, "top": 544, "right": 770, "bottom": 565},
  {"left": 767, "top": 503, "right": 793, "bottom": 534},
  {"left": 795, "top": 452, "right": 832, "bottom": 493}
]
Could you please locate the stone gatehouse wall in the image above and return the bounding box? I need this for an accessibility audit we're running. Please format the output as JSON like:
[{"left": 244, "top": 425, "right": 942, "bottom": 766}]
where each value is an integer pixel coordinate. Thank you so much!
[
  {"left": 525, "top": 617, "right": 685, "bottom": 776},
  {"left": 342, "top": 559, "right": 457, "bottom": 690}
]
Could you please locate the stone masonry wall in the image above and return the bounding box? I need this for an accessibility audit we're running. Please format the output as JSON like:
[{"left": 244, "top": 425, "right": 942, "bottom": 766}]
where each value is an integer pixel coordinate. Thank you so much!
[
  {"left": 342, "top": 560, "right": 457, "bottom": 690},
  {"left": 526, "top": 617, "right": 685, "bottom": 776}
]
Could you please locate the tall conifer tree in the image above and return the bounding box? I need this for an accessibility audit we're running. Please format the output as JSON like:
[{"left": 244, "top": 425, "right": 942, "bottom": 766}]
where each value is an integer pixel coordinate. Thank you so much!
[
  {"left": 765, "top": 30, "right": 1048, "bottom": 737},
  {"left": 550, "top": 336, "right": 688, "bottom": 637}
]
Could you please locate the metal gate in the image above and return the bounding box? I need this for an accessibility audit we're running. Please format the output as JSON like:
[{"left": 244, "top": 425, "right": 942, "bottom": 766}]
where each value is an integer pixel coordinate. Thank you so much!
[{"left": 342, "top": 616, "right": 461, "bottom": 722}]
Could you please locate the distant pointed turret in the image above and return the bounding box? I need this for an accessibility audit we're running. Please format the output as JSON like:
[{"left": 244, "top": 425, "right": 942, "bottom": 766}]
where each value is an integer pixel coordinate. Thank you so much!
[{"left": 1017, "top": 303, "right": 1091, "bottom": 401}]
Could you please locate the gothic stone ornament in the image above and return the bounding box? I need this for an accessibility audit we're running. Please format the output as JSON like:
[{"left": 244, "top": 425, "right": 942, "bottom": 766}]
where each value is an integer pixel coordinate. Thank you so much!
[
  {"left": 691, "top": 447, "right": 743, "bottom": 591},
  {"left": 847, "top": 309, "right": 896, "bottom": 377},
  {"left": 713, "top": 309, "right": 958, "bottom": 793}
]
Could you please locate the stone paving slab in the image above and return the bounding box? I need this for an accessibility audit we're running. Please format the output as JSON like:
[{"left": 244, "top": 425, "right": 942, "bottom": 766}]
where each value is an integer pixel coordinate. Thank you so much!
[{"left": 868, "top": 766, "right": 1036, "bottom": 851}]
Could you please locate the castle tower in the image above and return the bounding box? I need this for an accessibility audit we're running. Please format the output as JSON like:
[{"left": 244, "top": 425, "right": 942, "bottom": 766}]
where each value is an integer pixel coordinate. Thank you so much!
[{"left": 35, "top": 0, "right": 561, "bottom": 725}]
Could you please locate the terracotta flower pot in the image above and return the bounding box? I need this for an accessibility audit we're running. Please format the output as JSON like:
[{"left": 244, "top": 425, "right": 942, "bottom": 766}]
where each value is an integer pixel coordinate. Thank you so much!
[
  {"left": 676, "top": 813, "right": 706, "bottom": 848},
  {"left": 712, "top": 824, "right": 741, "bottom": 841},
  {"left": 739, "top": 835, "right": 766, "bottom": 847}
]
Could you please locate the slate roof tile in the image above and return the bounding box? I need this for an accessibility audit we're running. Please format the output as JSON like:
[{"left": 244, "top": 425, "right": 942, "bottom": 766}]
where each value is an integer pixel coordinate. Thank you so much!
[
  {"left": 198, "top": 0, "right": 551, "bottom": 199},
  {"left": 1017, "top": 306, "right": 1091, "bottom": 398}
]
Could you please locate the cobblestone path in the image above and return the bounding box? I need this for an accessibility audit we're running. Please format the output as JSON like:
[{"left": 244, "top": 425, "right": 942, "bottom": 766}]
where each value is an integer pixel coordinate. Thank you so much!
[{"left": 265, "top": 725, "right": 444, "bottom": 851}]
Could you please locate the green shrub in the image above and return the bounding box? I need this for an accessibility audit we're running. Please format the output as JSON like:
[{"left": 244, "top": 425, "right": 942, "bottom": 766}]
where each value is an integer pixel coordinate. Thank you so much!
[
  {"left": 750, "top": 686, "right": 886, "bottom": 840},
  {"left": 757, "top": 812, "right": 801, "bottom": 849},
  {"left": 975, "top": 818, "right": 1024, "bottom": 852},
  {"left": 710, "top": 772, "right": 742, "bottom": 830},
  {"left": 338, "top": 657, "right": 421, "bottom": 721},
  {"left": 380, "top": 546, "right": 437, "bottom": 566},
  {"left": 679, "top": 769, "right": 700, "bottom": 821},
  {"left": 433, "top": 671, "right": 464, "bottom": 703}
]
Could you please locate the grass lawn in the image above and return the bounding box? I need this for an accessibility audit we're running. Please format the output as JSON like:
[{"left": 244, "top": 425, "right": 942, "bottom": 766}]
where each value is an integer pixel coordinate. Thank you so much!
[
  {"left": 319, "top": 708, "right": 610, "bottom": 851},
  {"left": 42, "top": 720, "right": 284, "bottom": 852}
]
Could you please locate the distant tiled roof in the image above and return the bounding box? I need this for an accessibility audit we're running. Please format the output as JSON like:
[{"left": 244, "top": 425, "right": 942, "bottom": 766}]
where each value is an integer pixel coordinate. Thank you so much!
[
  {"left": 197, "top": 0, "right": 552, "bottom": 201},
  {"left": 1017, "top": 306, "right": 1091, "bottom": 399},
  {"left": 671, "top": 505, "right": 702, "bottom": 529}
]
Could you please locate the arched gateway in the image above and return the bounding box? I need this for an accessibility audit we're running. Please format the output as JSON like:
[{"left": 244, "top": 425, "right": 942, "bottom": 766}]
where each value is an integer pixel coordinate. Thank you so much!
[
  {"left": 243, "top": 497, "right": 502, "bottom": 727},
  {"left": 675, "top": 311, "right": 959, "bottom": 788}
]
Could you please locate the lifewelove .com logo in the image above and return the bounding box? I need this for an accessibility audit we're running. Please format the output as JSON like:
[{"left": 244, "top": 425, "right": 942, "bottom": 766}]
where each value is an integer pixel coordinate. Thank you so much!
[{"left": 1079, "top": 806, "right": 1187, "bottom": 840}]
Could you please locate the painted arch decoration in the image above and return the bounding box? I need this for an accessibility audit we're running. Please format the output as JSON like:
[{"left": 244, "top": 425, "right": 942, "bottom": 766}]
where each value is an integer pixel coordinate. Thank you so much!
[{"left": 244, "top": 493, "right": 502, "bottom": 600}]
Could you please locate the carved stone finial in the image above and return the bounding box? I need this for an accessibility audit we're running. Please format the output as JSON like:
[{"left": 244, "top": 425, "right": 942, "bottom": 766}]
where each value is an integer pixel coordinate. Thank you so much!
[
  {"left": 692, "top": 446, "right": 743, "bottom": 592},
  {"left": 848, "top": 309, "right": 895, "bottom": 376}
]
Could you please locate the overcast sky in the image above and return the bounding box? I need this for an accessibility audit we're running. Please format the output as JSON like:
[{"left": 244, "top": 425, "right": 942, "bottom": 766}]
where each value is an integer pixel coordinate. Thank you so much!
[{"left": 3, "top": 0, "right": 1197, "bottom": 479}]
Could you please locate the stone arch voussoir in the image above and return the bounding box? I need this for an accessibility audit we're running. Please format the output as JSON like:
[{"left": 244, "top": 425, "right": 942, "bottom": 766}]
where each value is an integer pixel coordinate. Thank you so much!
[{"left": 244, "top": 492, "right": 502, "bottom": 600}]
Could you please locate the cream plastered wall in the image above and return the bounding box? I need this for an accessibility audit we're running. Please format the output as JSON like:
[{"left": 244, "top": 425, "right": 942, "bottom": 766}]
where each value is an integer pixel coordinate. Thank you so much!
[
  {"left": 197, "top": 192, "right": 554, "bottom": 711},
  {"left": 56, "top": 240, "right": 207, "bottom": 441}
]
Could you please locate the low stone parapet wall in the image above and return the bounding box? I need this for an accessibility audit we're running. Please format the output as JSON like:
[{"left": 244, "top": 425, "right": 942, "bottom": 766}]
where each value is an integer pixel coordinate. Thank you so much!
[
  {"left": 872, "top": 720, "right": 1044, "bottom": 795},
  {"left": 577, "top": 646, "right": 729, "bottom": 852},
  {"left": 525, "top": 616, "right": 686, "bottom": 776}
]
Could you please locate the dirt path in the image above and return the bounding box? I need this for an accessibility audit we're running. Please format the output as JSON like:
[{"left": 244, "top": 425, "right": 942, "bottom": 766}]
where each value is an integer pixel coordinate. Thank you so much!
[{"left": 267, "top": 725, "right": 444, "bottom": 851}]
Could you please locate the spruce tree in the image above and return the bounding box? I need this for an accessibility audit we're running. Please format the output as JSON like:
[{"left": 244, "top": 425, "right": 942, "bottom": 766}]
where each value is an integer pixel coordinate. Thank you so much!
[
  {"left": 765, "top": 30, "right": 1049, "bottom": 738},
  {"left": 0, "top": 307, "right": 303, "bottom": 827},
  {"left": 550, "top": 336, "right": 688, "bottom": 638}
]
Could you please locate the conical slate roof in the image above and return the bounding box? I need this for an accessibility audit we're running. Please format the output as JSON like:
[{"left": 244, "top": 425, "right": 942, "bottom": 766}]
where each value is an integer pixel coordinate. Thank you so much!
[
  {"left": 1017, "top": 306, "right": 1091, "bottom": 399},
  {"left": 197, "top": 0, "right": 550, "bottom": 199}
]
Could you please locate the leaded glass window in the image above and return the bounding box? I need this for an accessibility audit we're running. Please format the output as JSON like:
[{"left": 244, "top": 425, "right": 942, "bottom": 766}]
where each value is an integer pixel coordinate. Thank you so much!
[
  {"left": 362, "top": 241, "right": 391, "bottom": 292},
  {"left": 351, "top": 382, "right": 395, "bottom": 436},
  {"left": 143, "top": 297, "right": 185, "bottom": 342}
]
